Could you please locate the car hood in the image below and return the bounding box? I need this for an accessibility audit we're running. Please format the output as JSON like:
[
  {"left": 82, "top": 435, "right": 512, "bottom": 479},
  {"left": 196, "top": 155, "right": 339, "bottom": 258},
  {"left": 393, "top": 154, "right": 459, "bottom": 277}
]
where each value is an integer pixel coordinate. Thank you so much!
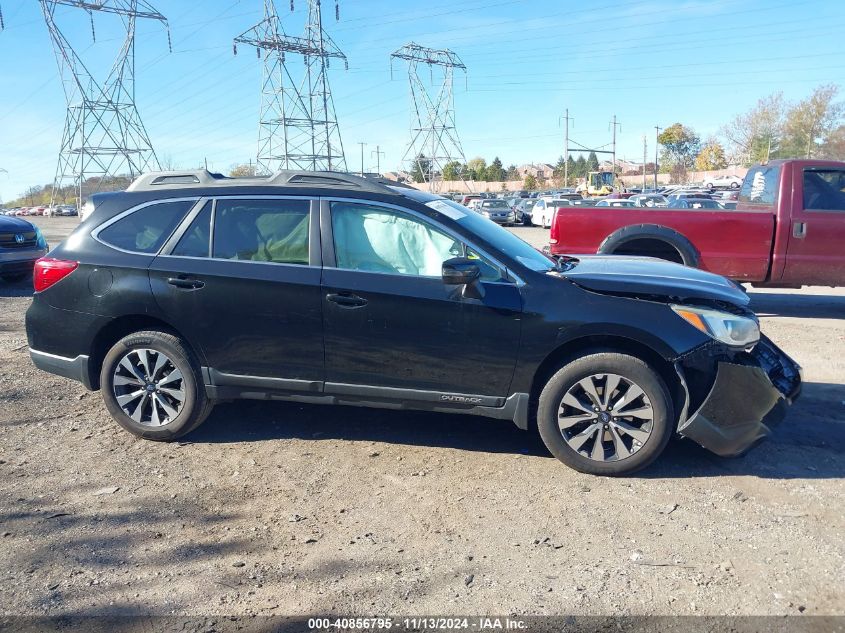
[
  {"left": 561, "top": 255, "right": 750, "bottom": 307},
  {"left": 0, "top": 216, "right": 35, "bottom": 232}
]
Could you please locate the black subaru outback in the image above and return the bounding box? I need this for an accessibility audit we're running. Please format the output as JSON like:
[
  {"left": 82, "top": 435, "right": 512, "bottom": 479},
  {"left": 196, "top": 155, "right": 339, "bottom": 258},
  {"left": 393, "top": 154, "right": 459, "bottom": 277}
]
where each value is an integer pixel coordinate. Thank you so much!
[{"left": 25, "top": 170, "right": 801, "bottom": 475}]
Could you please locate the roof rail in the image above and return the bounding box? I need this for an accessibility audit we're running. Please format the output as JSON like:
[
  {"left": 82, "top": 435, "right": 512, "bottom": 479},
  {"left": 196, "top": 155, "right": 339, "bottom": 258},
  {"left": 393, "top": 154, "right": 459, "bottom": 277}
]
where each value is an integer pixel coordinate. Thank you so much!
[{"left": 126, "top": 169, "right": 401, "bottom": 194}]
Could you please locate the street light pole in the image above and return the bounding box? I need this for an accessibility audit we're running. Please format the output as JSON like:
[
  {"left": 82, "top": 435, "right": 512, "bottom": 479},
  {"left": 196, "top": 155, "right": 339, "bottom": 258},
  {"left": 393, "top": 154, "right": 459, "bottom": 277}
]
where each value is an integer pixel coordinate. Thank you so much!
[
  {"left": 642, "top": 135, "right": 647, "bottom": 191},
  {"left": 371, "top": 145, "right": 385, "bottom": 175},
  {"left": 560, "top": 109, "right": 574, "bottom": 186},
  {"left": 357, "top": 142, "right": 367, "bottom": 176},
  {"left": 654, "top": 126, "right": 662, "bottom": 189}
]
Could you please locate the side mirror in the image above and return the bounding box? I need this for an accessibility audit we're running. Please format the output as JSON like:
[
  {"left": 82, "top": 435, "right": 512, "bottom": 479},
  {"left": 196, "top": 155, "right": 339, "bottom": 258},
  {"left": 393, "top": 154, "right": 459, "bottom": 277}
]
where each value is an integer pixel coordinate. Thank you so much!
[{"left": 442, "top": 257, "right": 481, "bottom": 285}]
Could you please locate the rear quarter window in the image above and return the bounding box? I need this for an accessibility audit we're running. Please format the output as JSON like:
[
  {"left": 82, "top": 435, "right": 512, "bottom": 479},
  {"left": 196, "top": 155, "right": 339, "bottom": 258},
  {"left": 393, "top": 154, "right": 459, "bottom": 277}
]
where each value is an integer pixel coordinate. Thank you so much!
[
  {"left": 97, "top": 200, "right": 195, "bottom": 254},
  {"left": 739, "top": 165, "right": 780, "bottom": 206}
]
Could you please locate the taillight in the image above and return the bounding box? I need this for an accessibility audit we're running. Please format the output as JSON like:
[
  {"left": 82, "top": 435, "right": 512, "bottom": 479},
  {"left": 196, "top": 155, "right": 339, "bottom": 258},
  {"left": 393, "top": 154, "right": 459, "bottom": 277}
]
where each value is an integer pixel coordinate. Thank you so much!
[{"left": 33, "top": 258, "right": 78, "bottom": 292}]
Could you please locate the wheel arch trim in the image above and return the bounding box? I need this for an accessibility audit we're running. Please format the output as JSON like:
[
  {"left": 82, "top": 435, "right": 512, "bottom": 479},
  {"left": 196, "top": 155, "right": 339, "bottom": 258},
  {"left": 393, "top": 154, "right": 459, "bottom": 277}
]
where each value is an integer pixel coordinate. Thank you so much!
[
  {"left": 88, "top": 313, "right": 205, "bottom": 390},
  {"left": 597, "top": 223, "right": 700, "bottom": 267}
]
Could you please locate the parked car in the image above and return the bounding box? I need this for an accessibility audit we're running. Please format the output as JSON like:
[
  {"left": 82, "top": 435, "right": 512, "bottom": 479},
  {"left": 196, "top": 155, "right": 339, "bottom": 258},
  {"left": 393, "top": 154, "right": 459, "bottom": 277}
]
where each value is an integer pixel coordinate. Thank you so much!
[
  {"left": 666, "top": 192, "right": 713, "bottom": 203},
  {"left": 629, "top": 194, "right": 667, "bottom": 207},
  {"left": 704, "top": 174, "right": 743, "bottom": 189},
  {"left": 461, "top": 195, "right": 482, "bottom": 207},
  {"left": 0, "top": 214, "right": 49, "bottom": 283},
  {"left": 475, "top": 199, "right": 516, "bottom": 225},
  {"left": 79, "top": 200, "right": 95, "bottom": 222},
  {"left": 595, "top": 199, "right": 635, "bottom": 208},
  {"left": 532, "top": 198, "right": 572, "bottom": 228},
  {"left": 667, "top": 198, "right": 724, "bottom": 209},
  {"left": 516, "top": 199, "right": 535, "bottom": 225},
  {"left": 25, "top": 168, "right": 800, "bottom": 475},
  {"left": 548, "top": 159, "right": 845, "bottom": 287}
]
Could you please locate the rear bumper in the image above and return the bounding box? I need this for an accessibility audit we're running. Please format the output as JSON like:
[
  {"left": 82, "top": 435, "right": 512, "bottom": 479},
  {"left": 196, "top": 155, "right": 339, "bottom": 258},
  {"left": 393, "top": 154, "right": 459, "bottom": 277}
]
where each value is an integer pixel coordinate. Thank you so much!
[
  {"left": 29, "top": 349, "right": 94, "bottom": 390},
  {"left": 677, "top": 336, "right": 801, "bottom": 457}
]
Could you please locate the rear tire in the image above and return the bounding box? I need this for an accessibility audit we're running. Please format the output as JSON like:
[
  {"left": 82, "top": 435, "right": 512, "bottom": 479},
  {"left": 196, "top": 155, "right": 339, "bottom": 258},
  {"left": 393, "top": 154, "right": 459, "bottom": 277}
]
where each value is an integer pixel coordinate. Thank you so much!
[
  {"left": 537, "top": 352, "right": 674, "bottom": 476},
  {"left": 99, "top": 330, "right": 213, "bottom": 441}
]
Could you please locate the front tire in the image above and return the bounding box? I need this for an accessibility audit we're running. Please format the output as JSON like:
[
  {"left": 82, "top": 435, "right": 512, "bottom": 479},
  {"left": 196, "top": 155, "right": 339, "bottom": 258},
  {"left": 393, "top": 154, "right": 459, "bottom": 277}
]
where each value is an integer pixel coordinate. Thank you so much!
[
  {"left": 537, "top": 353, "right": 674, "bottom": 476},
  {"left": 100, "top": 330, "right": 213, "bottom": 441}
]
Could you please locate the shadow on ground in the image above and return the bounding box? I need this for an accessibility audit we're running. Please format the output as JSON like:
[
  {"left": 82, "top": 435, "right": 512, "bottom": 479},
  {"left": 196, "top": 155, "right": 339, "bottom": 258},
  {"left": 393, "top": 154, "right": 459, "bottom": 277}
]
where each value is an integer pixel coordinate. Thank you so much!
[
  {"left": 0, "top": 276, "right": 33, "bottom": 298},
  {"left": 187, "top": 382, "right": 845, "bottom": 480}
]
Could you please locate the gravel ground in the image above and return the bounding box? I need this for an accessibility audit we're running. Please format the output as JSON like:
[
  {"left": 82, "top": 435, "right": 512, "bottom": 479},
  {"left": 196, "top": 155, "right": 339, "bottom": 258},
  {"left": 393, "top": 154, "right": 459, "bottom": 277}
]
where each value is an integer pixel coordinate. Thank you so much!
[{"left": 0, "top": 216, "right": 842, "bottom": 618}]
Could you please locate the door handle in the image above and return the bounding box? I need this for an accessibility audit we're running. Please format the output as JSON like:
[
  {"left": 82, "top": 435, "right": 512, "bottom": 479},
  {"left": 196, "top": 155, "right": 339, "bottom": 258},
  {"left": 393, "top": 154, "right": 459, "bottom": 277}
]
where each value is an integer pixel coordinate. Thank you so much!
[
  {"left": 792, "top": 221, "right": 807, "bottom": 239},
  {"left": 326, "top": 292, "right": 368, "bottom": 308},
  {"left": 167, "top": 276, "right": 205, "bottom": 290}
]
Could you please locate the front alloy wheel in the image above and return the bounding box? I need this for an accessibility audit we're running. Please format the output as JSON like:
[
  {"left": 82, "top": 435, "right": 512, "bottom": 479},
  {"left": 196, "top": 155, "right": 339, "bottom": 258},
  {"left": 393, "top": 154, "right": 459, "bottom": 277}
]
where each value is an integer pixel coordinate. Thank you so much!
[
  {"left": 537, "top": 352, "right": 674, "bottom": 475},
  {"left": 558, "top": 373, "right": 653, "bottom": 462}
]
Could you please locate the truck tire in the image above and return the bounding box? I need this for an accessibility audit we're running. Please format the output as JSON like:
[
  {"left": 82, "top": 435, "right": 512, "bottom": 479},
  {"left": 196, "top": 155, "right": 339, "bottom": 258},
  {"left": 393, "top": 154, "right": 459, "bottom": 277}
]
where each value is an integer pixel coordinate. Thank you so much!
[
  {"left": 598, "top": 224, "right": 699, "bottom": 267},
  {"left": 537, "top": 352, "right": 674, "bottom": 476},
  {"left": 100, "top": 330, "right": 214, "bottom": 441}
]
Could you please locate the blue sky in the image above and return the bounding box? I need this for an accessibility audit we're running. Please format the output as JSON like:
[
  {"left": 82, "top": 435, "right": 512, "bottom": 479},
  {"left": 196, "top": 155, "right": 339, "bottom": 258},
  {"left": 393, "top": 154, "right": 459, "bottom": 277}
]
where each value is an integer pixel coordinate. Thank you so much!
[{"left": 1, "top": 0, "right": 844, "bottom": 201}]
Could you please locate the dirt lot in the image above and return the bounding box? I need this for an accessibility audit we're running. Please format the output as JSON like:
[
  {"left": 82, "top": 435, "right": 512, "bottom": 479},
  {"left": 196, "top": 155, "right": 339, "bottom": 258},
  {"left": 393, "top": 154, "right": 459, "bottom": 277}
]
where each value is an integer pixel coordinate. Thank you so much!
[{"left": 1, "top": 216, "right": 843, "bottom": 618}]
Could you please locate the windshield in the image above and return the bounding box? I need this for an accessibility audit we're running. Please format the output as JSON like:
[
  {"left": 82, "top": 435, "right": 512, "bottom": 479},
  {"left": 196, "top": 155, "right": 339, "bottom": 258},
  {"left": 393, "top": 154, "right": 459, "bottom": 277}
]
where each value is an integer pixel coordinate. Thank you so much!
[
  {"left": 425, "top": 199, "right": 555, "bottom": 272},
  {"left": 482, "top": 200, "right": 509, "bottom": 209}
]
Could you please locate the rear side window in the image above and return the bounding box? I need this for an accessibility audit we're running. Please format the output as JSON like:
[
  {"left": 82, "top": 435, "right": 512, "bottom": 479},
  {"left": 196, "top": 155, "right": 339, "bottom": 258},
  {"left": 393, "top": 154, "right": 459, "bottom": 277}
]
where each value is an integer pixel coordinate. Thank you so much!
[
  {"left": 803, "top": 168, "right": 845, "bottom": 212},
  {"left": 98, "top": 200, "right": 195, "bottom": 254},
  {"left": 739, "top": 165, "right": 780, "bottom": 206},
  {"left": 213, "top": 198, "right": 310, "bottom": 264},
  {"left": 172, "top": 202, "right": 212, "bottom": 257}
]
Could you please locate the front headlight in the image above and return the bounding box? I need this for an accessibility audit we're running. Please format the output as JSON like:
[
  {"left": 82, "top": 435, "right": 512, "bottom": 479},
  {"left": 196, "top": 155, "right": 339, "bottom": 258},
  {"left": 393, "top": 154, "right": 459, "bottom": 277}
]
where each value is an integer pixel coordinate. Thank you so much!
[
  {"left": 671, "top": 304, "right": 759, "bottom": 348},
  {"left": 34, "top": 226, "right": 49, "bottom": 250},
  {"left": 481, "top": 211, "right": 491, "bottom": 217}
]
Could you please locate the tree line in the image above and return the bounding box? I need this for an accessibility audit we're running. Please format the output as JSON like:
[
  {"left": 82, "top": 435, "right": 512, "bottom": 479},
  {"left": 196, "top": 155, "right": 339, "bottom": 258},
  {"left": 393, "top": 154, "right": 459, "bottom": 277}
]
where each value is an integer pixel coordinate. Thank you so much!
[{"left": 659, "top": 83, "right": 843, "bottom": 182}]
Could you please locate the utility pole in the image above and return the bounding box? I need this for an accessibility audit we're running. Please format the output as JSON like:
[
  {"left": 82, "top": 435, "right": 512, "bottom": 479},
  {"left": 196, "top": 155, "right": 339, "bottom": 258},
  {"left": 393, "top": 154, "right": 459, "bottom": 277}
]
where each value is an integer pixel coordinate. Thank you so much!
[
  {"left": 371, "top": 145, "right": 385, "bottom": 175},
  {"left": 560, "top": 109, "right": 574, "bottom": 186},
  {"left": 654, "top": 126, "right": 662, "bottom": 189},
  {"left": 357, "top": 142, "right": 367, "bottom": 176},
  {"left": 610, "top": 115, "right": 621, "bottom": 178}
]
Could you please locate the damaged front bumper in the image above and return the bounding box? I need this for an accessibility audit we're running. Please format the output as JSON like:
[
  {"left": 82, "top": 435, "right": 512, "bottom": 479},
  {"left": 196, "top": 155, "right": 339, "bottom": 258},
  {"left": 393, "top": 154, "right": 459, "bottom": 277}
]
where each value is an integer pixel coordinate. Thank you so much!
[{"left": 675, "top": 335, "right": 802, "bottom": 457}]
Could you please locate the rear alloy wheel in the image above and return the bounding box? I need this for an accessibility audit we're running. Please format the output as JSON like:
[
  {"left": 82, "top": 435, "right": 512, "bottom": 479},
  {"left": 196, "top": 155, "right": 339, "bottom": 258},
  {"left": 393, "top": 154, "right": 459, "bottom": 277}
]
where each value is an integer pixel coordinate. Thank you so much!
[
  {"left": 100, "top": 330, "right": 213, "bottom": 440},
  {"left": 112, "top": 349, "right": 186, "bottom": 426},
  {"left": 537, "top": 353, "right": 674, "bottom": 475}
]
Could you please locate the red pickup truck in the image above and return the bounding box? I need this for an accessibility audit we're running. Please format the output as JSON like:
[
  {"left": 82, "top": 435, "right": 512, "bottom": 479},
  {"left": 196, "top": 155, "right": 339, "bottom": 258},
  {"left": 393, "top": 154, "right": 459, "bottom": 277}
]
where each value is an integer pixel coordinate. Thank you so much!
[{"left": 549, "top": 159, "right": 845, "bottom": 287}]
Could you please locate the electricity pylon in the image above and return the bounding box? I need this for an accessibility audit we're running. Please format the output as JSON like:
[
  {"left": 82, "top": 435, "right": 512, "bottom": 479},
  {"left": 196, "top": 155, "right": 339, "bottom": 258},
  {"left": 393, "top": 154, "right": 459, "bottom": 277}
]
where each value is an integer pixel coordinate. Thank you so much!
[
  {"left": 39, "top": 0, "right": 169, "bottom": 208},
  {"left": 390, "top": 42, "right": 468, "bottom": 192},
  {"left": 235, "top": 0, "right": 347, "bottom": 174}
]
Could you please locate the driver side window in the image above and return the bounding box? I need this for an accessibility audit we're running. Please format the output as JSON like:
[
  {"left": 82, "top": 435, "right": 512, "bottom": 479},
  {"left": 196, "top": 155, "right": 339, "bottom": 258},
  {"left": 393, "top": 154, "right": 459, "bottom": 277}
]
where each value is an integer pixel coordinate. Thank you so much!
[{"left": 330, "top": 202, "right": 504, "bottom": 281}]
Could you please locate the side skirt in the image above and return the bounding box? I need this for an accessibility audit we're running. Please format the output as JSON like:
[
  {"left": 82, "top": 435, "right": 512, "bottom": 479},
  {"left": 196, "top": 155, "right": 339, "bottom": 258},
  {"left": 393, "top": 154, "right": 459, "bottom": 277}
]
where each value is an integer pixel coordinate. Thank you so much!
[{"left": 202, "top": 368, "right": 530, "bottom": 430}]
